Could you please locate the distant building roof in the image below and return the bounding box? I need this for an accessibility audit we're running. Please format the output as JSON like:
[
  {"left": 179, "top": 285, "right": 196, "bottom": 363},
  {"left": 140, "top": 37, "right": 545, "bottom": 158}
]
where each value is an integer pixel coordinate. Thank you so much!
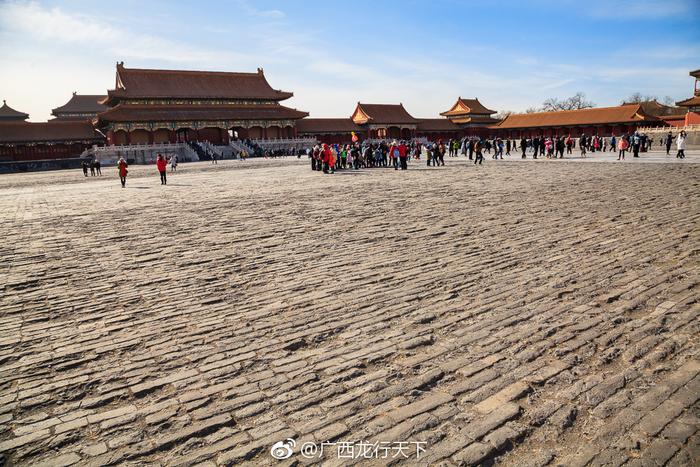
[
  {"left": 104, "top": 63, "right": 293, "bottom": 104},
  {"left": 416, "top": 118, "right": 461, "bottom": 131},
  {"left": 0, "top": 121, "right": 103, "bottom": 144},
  {"left": 52, "top": 93, "right": 108, "bottom": 118},
  {"left": 676, "top": 95, "right": 700, "bottom": 107},
  {"left": 440, "top": 97, "right": 496, "bottom": 117},
  {"left": 295, "top": 118, "right": 361, "bottom": 133},
  {"left": 495, "top": 104, "right": 657, "bottom": 129},
  {"left": 621, "top": 100, "right": 685, "bottom": 118},
  {"left": 351, "top": 103, "right": 417, "bottom": 125},
  {"left": 0, "top": 100, "right": 29, "bottom": 121},
  {"left": 96, "top": 103, "right": 308, "bottom": 123},
  {"left": 449, "top": 115, "right": 501, "bottom": 125}
]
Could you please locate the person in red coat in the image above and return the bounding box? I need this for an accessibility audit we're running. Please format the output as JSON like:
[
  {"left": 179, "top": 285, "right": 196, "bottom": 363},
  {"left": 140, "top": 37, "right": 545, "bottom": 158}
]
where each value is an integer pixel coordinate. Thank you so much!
[
  {"left": 117, "top": 157, "right": 128, "bottom": 188},
  {"left": 322, "top": 143, "right": 333, "bottom": 174},
  {"left": 156, "top": 153, "right": 167, "bottom": 185},
  {"left": 398, "top": 141, "right": 408, "bottom": 170}
]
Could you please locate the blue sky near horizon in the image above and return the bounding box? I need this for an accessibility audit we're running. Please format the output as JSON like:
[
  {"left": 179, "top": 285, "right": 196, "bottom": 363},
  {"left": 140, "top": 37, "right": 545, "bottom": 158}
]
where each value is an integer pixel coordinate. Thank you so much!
[{"left": 0, "top": 0, "right": 698, "bottom": 121}]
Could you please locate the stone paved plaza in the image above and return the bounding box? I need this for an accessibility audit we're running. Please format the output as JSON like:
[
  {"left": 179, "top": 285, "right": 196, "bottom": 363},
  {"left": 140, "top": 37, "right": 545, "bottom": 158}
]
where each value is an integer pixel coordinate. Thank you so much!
[{"left": 0, "top": 152, "right": 698, "bottom": 466}]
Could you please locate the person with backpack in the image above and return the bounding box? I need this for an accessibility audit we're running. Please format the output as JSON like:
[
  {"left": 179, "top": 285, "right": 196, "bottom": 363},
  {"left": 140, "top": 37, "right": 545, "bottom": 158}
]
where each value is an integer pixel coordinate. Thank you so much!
[
  {"left": 632, "top": 132, "right": 641, "bottom": 158},
  {"left": 474, "top": 139, "right": 484, "bottom": 165}
]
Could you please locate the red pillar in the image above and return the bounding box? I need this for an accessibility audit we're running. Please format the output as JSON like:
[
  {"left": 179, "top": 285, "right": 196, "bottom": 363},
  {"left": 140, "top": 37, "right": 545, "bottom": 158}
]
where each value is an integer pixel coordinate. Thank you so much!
[
  {"left": 262, "top": 127, "right": 268, "bottom": 139},
  {"left": 148, "top": 131, "right": 154, "bottom": 144},
  {"left": 126, "top": 131, "right": 131, "bottom": 144}
]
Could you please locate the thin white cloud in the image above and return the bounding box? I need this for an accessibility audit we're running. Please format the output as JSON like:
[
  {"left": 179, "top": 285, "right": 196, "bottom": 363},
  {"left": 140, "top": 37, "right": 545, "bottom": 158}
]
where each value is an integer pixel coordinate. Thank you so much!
[
  {"left": 0, "top": 1, "right": 254, "bottom": 65},
  {"left": 234, "top": 0, "right": 285, "bottom": 18},
  {"left": 0, "top": 0, "right": 695, "bottom": 122},
  {"left": 540, "top": 79, "right": 576, "bottom": 90}
]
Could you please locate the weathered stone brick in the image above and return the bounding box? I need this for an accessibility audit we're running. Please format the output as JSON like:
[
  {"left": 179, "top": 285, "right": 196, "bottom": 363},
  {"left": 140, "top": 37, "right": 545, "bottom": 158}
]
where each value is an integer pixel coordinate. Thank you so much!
[
  {"left": 474, "top": 382, "right": 530, "bottom": 414},
  {"left": 464, "top": 402, "right": 521, "bottom": 441},
  {"left": 386, "top": 392, "right": 453, "bottom": 423},
  {"left": 452, "top": 441, "right": 495, "bottom": 466}
]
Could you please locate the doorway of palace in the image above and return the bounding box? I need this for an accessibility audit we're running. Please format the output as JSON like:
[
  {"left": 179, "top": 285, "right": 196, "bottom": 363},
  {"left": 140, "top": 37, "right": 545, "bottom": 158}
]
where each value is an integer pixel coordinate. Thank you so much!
[
  {"left": 387, "top": 127, "right": 401, "bottom": 139},
  {"left": 175, "top": 129, "right": 192, "bottom": 142}
]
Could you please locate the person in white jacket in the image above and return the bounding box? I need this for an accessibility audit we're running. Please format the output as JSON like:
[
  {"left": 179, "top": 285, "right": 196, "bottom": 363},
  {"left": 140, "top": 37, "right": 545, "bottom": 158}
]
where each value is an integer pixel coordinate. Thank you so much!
[{"left": 676, "top": 130, "right": 687, "bottom": 159}]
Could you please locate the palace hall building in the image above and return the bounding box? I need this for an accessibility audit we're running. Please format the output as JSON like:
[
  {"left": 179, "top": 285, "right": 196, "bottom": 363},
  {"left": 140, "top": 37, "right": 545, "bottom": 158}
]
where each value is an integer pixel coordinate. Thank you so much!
[
  {"left": 51, "top": 93, "right": 108, "bottom": 121},
  {"left": 439, "top": 97, "right": 499, "bottom": 129},
  {"left": 95, "top": 62, "right": 308, "bottom": 146},
  {"left": 350, "top": 103, "right": 418, "bottom": 139},
  {"left": 0, "top": 100, "right": 29, "bottom": 122},
  {"left": 0, "top": 100, "right": 104, "bottom": 162}
]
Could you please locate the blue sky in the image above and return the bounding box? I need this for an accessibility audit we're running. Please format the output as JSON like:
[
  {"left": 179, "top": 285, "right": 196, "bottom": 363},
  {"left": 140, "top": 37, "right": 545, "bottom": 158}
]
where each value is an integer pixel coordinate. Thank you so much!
[{"left": 0, "top": 0, "right": 698, "bottom": 121}]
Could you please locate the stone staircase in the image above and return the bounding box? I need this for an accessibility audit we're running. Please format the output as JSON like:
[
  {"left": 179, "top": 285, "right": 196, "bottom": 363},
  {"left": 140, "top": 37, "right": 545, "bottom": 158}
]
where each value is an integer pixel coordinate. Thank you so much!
[{"left": 229, "top": 140, "right": 253, "bottom": 157}]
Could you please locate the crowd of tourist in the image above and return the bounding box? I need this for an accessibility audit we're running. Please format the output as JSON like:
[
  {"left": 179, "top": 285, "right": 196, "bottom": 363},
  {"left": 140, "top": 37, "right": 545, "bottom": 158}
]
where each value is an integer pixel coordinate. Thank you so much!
[
  {"left": 304, "top": 130, "right": 689, "bottom": 173},
  {"left": 100, "top": 130, "right": 689, "bottom": 185}
]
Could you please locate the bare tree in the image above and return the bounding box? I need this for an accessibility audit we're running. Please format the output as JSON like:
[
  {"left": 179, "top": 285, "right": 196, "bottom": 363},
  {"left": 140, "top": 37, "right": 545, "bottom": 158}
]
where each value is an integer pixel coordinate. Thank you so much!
[
  {"left": 540, "top": 92, "right": 595, "bottom": 112},
  {"left": 564, "top": 92, "right": 595, "bottom": 110},
  {"left": 622, "top": 92, "right": 658, "bottom": 104},
  {"left": 525, "top": 106, "right": 540, "bottom": 114},
  {"left": 661, "top": 95, "right": 676, "bottom": 106},
  {"left": 541, "top": 97, "right": 562, "bottom": 112}
]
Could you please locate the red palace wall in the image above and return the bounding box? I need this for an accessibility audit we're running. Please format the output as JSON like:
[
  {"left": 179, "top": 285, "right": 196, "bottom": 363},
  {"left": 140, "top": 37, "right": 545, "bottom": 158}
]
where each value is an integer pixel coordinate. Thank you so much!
[
  {"left": 0, "top": 142, "right": 93, "bottom": 162},
  {"left": 686, "top": 112, "right": 700, "bottom": 125}
]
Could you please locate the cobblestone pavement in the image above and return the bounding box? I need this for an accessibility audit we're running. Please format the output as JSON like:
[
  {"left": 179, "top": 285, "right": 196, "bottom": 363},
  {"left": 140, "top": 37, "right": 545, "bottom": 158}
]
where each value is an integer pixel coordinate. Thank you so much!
[{"left": 0, "top": 154, "right": 698, "bottom": 466}]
